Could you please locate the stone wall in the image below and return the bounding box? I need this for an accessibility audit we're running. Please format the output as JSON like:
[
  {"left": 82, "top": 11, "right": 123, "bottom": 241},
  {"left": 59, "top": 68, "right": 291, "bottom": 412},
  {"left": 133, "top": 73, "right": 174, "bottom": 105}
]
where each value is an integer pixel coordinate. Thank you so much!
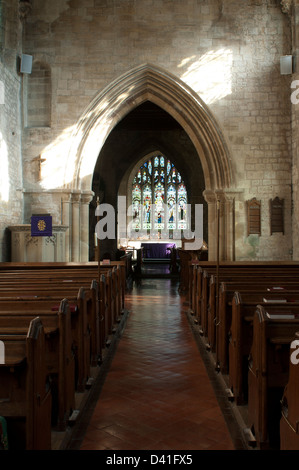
[
  {"left": 0, "top": 0, "right": 23, "bottom": 261},
  {"left": 1, "top": 0, "right": 297, "bottom": 261}
]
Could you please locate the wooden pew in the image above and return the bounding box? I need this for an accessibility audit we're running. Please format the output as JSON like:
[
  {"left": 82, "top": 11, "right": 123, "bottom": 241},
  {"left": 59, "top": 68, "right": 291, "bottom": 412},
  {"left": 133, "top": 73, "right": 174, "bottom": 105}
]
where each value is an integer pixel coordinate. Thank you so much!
[
  {"left": 248, "top": 305, "right": 299, "bottom": 449},
  {"left": 0, "top": 270, "right": 121, "bottom": 386},
  {"left": 229, "top": 291, "right": 299, "bottom": 404},
  {"left": 0, "top": 261, "right": 127, "bottom": 314},
  {"left": 188, "top": 261, "right": 299, "bottom": 308},
  {"left": 188, "top": 262, "right": 299, "bottom": 367},
  {"left": 0, "top": 277, "right": 101, "bottom": 367},
  {"left": 119, "top": 251, "right": 133, "bottom": 286},
  {"left": 216, "top": 280, "right": 299, "bottom": 374},
  {"left": 188, "top": 263, "right": 299, "bottom": 363},
  {"left": 178, "top": 249, "right": 201, "bottom": 293},
  {"left": 0, "top": 262, "right": 129, "bottom": 448},
  {"left": 0, "top": 263, "right": 123, "bottom": 348},
  {"left": 0, "top": 261, "right": 125, "bottom": 362},
  {"left": 0, "top": 288, "right": 90, "bottom": 393},
  {"left": 0, "top": 317, "right": 52, "bottom": 450},
  {"left": 0, "top": 299, "right": 75, "bottom": 431},
  {"left": 0, "top": 270, "right": 118, "bottom": 369},
  {"left": 280, "top": 331, "right": 299, "bottom": 450},
  {"left": 190, "top": 261, "right": 299, "bottom": 327},
  {"left": 206, "top": 271, "right": 299, "bottom": 340}
]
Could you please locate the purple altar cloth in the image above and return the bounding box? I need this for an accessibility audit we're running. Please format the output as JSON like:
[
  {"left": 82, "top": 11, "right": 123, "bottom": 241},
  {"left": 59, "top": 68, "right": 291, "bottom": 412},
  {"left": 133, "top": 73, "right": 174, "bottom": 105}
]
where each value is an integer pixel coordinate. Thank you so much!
[{"left": 141, "top": 243, "right": 176, "bottom": 259}]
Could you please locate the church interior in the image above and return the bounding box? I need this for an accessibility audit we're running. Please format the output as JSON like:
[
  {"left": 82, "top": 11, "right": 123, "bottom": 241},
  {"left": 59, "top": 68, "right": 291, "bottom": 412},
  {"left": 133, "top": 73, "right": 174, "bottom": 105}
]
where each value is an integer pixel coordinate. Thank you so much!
[{"left": 1, "top": 0, "right": 299, "bottom": 453}]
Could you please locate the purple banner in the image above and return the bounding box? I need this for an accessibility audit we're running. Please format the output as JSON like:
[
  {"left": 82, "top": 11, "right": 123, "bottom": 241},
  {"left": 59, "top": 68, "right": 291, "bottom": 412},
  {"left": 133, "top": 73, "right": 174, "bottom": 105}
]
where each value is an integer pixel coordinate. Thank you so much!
[{"left": 31, "top": 215, "right": 53, "bottom": 237}]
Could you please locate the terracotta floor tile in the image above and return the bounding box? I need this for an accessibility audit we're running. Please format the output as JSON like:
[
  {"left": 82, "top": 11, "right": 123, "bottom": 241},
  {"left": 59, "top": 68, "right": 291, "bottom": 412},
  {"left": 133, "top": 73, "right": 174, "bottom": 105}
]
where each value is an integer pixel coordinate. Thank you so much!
[{"left": 75, "top": 271, "right": 240, "bottom": 451}]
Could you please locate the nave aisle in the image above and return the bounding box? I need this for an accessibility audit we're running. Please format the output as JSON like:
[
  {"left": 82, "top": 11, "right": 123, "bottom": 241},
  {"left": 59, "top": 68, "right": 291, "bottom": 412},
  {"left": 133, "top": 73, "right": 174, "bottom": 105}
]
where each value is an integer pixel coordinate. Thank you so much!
[{"left": 67, "top": 267, "right": 246, "bottom": 451}]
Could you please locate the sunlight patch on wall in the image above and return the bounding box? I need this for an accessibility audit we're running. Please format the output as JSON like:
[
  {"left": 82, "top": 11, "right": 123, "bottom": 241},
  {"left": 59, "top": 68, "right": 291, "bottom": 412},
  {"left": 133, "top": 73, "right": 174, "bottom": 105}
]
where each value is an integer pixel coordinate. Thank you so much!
[
  {"left": 0, "top": 132, "right": 9, "bottom": 202},
  {"left": 78, "top": 115, "right": 112, "bottom": 181},
  {"left": 178, "top": 49, "right": 233, "bottom": 104},
  {"left": 39, "top": 125, "right": 76, "bottom": 189},
  {"left": 38, "top": 89, "right": 133, "bottom": 189}
]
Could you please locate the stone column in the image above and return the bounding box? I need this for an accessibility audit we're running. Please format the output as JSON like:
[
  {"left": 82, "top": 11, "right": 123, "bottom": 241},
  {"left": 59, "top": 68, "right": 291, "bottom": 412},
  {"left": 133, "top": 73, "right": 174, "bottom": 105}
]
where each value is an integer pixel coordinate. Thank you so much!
[
  {"left": 71, "top": 190, "right": 81, "bottom": 262},
  {"left": 222, "top": 190, "right": 244, "bottom": 261},
  {"left": 203, "top": 189, "right": 218, "bottom": 261},
  {"left": 215, "top": 190, "right": 227, "bottom": 261},
  {"left": 80, "top": 190, "right": 94, "bottom": 261},
  {"left": 61, "top": 190, "right": 72, "bottom": 261},
  {"left": 203, "top": 189, "right": 241, "bottom": 262}
]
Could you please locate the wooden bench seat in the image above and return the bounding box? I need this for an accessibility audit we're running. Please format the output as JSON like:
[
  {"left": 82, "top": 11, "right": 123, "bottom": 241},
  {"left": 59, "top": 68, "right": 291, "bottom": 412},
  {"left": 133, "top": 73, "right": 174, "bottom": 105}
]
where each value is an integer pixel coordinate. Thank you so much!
[
  {"left": 0, "top": 269, "right": 123, "bottom": 387},
  {"left": 0, "top": 261, "right": 127, "bottom": 314},
  {"left": 189, "top": 261, "right": 299, "bottom": 305},
  {"left": 0, "top": 274, "right": 118, "bottom": 365},
  {"left": 0, "top": 261, "right": 130, "bottom": 449},
  {"left": 191, "top": 265, "right": 299, "bottom": 340},
  {"left": 280, "top": 331, "right": 299, "bottom": 450},
  {"left": 0, "top": 278, "right": 103, "bottom": 367},
  {"left": 0, "top": 317, "right": 52, "bottom": 450},
  {"left": 208, "top": 276, "right": 299, "bottom": 349},
  {"left": 0, "top": 265, "right": 123, "bottom": 345},
  {"left": 229, "top": 291, "right": 299, "bottom": 404},
  {"left": 0, "top": 289, "right": 90, "bottom": 393},
  {"left": 216, "top": 281, "right": 299, "bottom": 373},
  {"left": 0, "top": 299, "right": 75, "bottom": 431},
  {"left": 206, "top": 274, "right": 299, "bottom": 334},
  {"left": 248, "top": 305, "right": 299, "bottom": 449}
]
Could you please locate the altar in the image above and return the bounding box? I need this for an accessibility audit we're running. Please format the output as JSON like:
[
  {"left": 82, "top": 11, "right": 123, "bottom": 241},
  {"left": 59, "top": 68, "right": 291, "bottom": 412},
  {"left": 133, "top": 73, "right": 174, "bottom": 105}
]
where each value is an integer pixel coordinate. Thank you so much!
[
  {"left": 127, "top": 240, "right": 182, "bottom": 260},
  {"left": 141, "top": 242, "right": 175, "bottom": 259}
]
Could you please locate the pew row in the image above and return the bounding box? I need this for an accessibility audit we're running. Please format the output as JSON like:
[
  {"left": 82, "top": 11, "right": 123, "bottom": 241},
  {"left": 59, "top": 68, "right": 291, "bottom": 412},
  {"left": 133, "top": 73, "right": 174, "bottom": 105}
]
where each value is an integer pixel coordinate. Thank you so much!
[
  {"left": 218, "top": 282, "right": 299, "bottom": 370},
  {"left": 0, "top": 317, "right": 52, "bottom": 450},
  {"left": 0, "top": 288, "right": 93, "bottom": 394},
  {"left": 0, "top": 268, "right": 122, "bottom": 367},
  {"left": 229, "top": 292, "right": 299, "bottom": 405},
  {"left": 0, "top": 299, "right": 75, "bottom": 431},
  {"left": 280, "top": 331, "right": 299, "bottom": 450},
  {"left": 0, "top": 261, "right": 128, "bottom": 313},
  {"left": 248, "top": 305, "right": 299, "bottom": 449}
]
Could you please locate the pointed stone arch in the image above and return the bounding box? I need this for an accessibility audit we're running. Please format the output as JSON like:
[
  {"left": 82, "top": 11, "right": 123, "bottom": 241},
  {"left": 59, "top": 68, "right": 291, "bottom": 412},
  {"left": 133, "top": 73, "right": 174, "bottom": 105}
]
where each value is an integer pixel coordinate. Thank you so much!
[
  {"left": 64, "top": 63, "right": 237, "bottom": 261},
  {"left": 67, "top": 63, "right": 234, "bottom": 192}
]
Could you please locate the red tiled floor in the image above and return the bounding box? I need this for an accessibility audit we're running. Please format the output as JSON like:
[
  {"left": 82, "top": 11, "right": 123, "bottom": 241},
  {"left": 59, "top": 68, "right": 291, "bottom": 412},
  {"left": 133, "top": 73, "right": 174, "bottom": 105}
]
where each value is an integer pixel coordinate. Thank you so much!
[{"left": 79, "top": 276, "right": 236, "bottom": 451}]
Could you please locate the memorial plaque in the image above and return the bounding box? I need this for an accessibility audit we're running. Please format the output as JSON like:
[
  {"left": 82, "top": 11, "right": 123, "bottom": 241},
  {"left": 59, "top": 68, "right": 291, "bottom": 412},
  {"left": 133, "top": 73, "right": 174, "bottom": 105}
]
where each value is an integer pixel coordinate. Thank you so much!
[
  {"left": 247, "top": 198, "right": 261, "bottom": 235},
  {"left": 270, "top": 197, "right": 284, "bottom": 235}
]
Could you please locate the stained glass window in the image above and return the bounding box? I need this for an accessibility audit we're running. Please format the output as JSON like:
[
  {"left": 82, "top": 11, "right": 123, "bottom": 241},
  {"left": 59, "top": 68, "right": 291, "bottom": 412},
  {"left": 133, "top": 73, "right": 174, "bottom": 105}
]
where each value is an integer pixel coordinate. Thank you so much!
[
  {"left": 154, "top": 182, "right": 165, "bottom": 229},
  {"left": 142, "top": 184, "right": 152, "bottom": 230},
  {"left": 167, "top": 184, "right": 176, "bottom": 230},
  {"left": 177, "top": 183, "right": 187, "bottom": 230},
  {"left": 132, "top": 184, "right": 141, "bottom": 230},
  {"left": 131, "top": 154, "right": 188, "bottom": 235}
]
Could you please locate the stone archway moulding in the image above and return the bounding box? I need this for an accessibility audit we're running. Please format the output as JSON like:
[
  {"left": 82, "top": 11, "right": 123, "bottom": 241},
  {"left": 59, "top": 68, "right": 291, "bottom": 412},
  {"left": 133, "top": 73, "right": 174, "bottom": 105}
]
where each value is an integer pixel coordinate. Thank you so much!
[
  {"left": 67, "top": 63, "right": 234, "bottom": 192},
  {"left": 64, "top": 63, "right": 237, "bottom": 261}
]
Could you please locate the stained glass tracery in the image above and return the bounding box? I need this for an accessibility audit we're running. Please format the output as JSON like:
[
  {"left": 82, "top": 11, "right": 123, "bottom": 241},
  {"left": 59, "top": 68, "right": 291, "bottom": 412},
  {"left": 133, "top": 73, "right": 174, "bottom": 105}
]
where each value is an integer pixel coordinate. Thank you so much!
[{"left": 131, "top": 155, "right": 187, "bottom": 234}]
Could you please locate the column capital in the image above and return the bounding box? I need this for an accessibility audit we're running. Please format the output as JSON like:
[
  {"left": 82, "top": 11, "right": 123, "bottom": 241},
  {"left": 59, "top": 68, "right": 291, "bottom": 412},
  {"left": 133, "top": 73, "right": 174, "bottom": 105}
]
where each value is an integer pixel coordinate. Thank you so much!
[
  {"left": 60, "top": 190, "right": 72, "bottom": 203},
  {"left": 71, "top": 190, "right": 81, "bottom": 204},
  {"left": 81, "top": 190, "right": 95, "bottom": 205},
  {"left": 203, "top": 188, "right": 244, "bottom": 204},
  {"left": 222, "top": 188, "right": 245, "bottom": 203},
  {"left": 202, "top": 189, "right": 217, "bottom": 204}
]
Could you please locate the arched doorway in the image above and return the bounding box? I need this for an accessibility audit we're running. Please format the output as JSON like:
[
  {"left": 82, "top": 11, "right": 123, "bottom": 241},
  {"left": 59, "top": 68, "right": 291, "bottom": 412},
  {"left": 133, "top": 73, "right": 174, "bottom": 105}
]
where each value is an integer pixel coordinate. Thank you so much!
[
  {"left": 90, "top": 101, "right": 207, "bottom": 260},
  {"left": 63, "top": 64, "right": 235, "bottom": 261}
]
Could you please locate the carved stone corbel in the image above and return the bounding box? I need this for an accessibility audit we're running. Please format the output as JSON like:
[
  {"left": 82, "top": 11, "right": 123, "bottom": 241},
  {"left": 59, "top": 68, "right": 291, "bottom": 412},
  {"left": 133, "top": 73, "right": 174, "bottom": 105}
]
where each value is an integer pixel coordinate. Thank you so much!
[
  {"left": 280, "top": 0, "right": 293, "bottom": 16},
  {"left": 19, "top": 1, "right": 32, "bottom": 21}
]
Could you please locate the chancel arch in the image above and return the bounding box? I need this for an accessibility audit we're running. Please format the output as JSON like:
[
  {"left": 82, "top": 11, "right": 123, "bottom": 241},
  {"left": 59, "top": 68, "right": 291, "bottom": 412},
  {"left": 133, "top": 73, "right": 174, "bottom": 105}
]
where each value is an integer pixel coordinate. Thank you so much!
[{"left": 63, "top": 63, "right": 236, "bottom": 261}]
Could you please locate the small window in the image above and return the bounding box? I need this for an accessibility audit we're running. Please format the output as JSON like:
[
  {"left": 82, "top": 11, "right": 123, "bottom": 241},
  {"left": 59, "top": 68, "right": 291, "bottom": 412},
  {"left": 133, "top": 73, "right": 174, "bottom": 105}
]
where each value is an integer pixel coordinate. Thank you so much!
[{"left": 27, "top": 61, "right": 51, "bottom": 127}]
